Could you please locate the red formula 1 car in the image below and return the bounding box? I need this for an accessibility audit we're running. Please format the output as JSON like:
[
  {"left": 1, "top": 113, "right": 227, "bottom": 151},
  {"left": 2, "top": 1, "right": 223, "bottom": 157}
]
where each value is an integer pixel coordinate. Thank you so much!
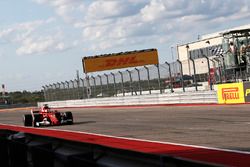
[{"left": 23, "top": 105, "right": 73, "bottom": 127}]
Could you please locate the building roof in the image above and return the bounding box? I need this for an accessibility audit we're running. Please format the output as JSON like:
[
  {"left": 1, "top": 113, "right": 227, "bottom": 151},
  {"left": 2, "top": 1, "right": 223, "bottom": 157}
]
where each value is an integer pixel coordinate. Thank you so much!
[{"left": 201, "top": 24, "right": 250, "bottom": 39}]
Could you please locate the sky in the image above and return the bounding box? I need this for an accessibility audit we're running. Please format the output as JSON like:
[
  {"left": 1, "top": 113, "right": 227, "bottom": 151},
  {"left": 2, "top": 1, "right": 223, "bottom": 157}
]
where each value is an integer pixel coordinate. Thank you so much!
[{"left": 0, "top": 0, "right": 250, "bottom": 92}]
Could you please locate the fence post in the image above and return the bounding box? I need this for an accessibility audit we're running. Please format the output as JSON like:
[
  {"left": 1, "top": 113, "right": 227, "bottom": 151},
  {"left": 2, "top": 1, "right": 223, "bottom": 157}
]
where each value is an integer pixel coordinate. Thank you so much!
[
  {"left": 70, "top": 80, "right": 75, "bottom": 99},
  {"left": 189, "top": 57, "right": 198, "bottom": 91},
  {"left": 127, "top": 70, "right": 133, "bottom": 95},
  {"left": 98, "top": 75, "right": 103, "bottom": 97},
  {"left": 65, "top": 81, "right": 70, "bottom": 100},
  {"left": 91, "top": 76, "right": 96, "bottom": 97},
  {"left": 49, "top": 84, "right": 53, "bottom": 101},
  {"left": 187, "top": 45, "right": 197, "bottom": 91},
  {"left": 111, "top": 72, "right": 117, "bottom": 96},
  {"left": 219, "top": 54, "right": 227, "bottom": 82},
  {"left": 155, "top": 64, "right": 162, "bottom": 94},
  {"left": 104, "top": 73, "right": 109, "bottom": 96},
  {"left": 210, "top": 59, "right": 217, "bottom": 83},
  {"left": 80, "top": 78, "right": 85, "bottom": 99},
  {"left": 177, "top": 60, "right": 185, "bottom": 92},
  {"left": 53, "top": 83, "right": 57, "bottom": 101},
  {"left": 135, "top": 68, "right": 142, "bottom": 95},
  {"left": 45, "top": 85, "right": 50, "bottom": 101},
  {"left": 144, "top": 66, "right": 151, "bottom": 94},
  {"left": 214, "top": 58, "right": 222, "bottom": 83},
  {"left": 61, "top": 82, "right": 66, "bottom": 100},
  {"left": 42, "top": 86, "right": 46, "bottom": 101},
  {"left": 119, "top": 71, "right": 125, "bottom": 96},
  {"left": 56, "top": 82, "right": 61, "bottom": 100},
  {"left": 74, "top": 79, "right": 80, "bottom": 99},
  {"left": 165, "top": 62, "right": 173, "bottom": 93},
  {"left": 204, "top": 55, "right": 213, "bottom": 90},
  {"left": 85, "top": 75, "right": 91, "bottom": 99}
]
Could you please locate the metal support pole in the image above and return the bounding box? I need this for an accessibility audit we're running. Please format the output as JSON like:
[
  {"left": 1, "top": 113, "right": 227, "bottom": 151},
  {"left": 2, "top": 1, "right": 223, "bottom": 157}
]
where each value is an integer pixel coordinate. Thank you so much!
[
  {"left": 119, "top": 71, "right": 125, "bottom": 96},
  {"left": 204, "top": 54, "right": 212, "bottom": 90},
  {"left": 155, "top": 64, "right": 162, "bottom": 93},
  {"left": 57, "top": 82, "right": 61, "bottom": 100},
  {"left": 205, "top": 41, "right": 213, "bottom": 90},
  {"left": 186, "top": 45, "right": 198, "bottom": 91},
  {"left": 127, "top": 70, "right": 133, "bottom": 95},
  {"left": 70, "top": 80, "right": 75, "bottom": 99},
  {"left": 49, "top": 84, "right": 53, "bottom": 101},
  {"left": 60, "top": 82, "right": 66, "bottom": 100},
  {"left": 74, "top": 79, "right": 80, "bottom": 99},
  {"left": 189, "top": 57, "right": 198, "bottom": 91},
  {"left": 98, "top": 75, "right": 103, "bottom": 97},
  {"left": 111, "top": 72, "right": 117, "bottom": 96},
  {"left": 187, "top": 44, "right": 197, "bottom": 91},
  {"left": 53, "top": 83, "right": 57, "bottom": 100},
  {"left": 144, "top": 66, "right": 151, "bottom": 94},
  {"left": 65, "top": 81, "right": 70, "bottom": 100},
  {"left": 210, "top": 59, "right": 216, "bottom": 83},
  {"left": 218, "top": 54, "right": 227, "bottom": 82},
  {"left": 104, "top": 74, "right": 109, "bottom": 96},
  {"left": 45, "top": 85, "right": 50, "bottom": 101},
  {"left": 91, "top": 76, "right": 96, "bottom": 97},
  {"left": 165, "top": 62, "right": 173, "bottom": 93},
  {"left": 187, "top": 48, "right": 191, "bottom": 76},
  {"left": 214, "top": 58, "right": 222, "bottom": 83},
  {"left": 177, "top": 60, "right": 185, "bottom": 92},
  {"left": 42, "top": 86, "right": 46, "bottom": 101},
  {"left": 135, "top": 68, "right": 142, "bottom": 95},
  {"left": 85, "top": 75, "right": 91, "bottom": 99},
  {"left": 80, "top": 78, "right": 85, "bottom": 99}
]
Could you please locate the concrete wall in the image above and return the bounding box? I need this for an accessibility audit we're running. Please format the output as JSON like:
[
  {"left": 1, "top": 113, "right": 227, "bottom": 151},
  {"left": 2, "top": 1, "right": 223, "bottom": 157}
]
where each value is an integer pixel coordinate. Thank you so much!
[{"left": 38, "top": 90, "right": 217, "bottom": 108}]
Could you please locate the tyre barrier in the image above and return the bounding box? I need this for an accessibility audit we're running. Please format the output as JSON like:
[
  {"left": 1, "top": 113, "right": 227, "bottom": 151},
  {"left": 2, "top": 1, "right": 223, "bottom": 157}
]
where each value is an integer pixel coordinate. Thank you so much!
[{"left": 0, "top": 129, "right": 219, "bottom": 167}]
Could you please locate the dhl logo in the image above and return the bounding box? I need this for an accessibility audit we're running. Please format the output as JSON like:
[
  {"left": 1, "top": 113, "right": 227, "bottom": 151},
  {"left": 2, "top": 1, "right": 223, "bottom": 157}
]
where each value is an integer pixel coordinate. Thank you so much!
[
  {"left": 222, "top": 87, "right": 239, "bottom": 100},
  {"left": 103, "top": 56, "right": 144, "bottom": 67}
]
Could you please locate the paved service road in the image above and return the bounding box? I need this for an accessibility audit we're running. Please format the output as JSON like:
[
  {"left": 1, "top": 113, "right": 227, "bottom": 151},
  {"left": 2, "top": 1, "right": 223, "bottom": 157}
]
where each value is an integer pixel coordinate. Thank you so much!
[{"left": 1, "top": 104, "right": 250, "bottom": 152}]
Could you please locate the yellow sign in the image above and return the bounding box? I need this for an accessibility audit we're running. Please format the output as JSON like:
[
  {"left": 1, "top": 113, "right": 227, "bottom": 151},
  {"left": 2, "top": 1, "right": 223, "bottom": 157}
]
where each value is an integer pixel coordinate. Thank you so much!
[
  {"left": 82, "top": 49, "right": 158, "bottom": 73},
  {"left": 217, "top": 83, "right": 245, "bottom": 104}
]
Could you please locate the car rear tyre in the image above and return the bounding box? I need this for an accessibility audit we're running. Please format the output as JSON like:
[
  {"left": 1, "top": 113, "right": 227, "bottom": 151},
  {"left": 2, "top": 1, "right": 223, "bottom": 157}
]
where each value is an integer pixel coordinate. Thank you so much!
[
  {"left": 65, "top": 112, "right": 73, "bottom": 125},
  {"left": 23, "top": 114, "right": 32, "bottom": 126},
  {"left": 33, "top": 114, "right": 42, "bottom": 127}
]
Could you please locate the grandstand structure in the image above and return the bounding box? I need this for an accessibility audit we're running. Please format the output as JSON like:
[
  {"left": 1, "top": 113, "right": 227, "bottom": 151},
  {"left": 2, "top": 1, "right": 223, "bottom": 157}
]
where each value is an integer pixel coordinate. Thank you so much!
[{"left": 177, "top": 24, "right": 250, "bottom": 82}]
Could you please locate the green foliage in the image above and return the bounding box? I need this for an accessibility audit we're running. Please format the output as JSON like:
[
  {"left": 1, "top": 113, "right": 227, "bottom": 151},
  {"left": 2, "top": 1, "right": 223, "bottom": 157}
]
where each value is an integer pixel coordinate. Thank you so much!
[{"left": 6, "top": 91, "right": 44, "bottom": 104}]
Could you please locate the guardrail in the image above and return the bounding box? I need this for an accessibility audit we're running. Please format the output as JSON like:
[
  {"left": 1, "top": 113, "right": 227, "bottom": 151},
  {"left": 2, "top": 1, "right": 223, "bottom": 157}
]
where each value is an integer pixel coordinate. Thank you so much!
[
  {"left": 0, "top": 125, "right": 221, "bottom": 167},
  {"left": 38, "top": 90, "right": 217, "bottom": 108}
]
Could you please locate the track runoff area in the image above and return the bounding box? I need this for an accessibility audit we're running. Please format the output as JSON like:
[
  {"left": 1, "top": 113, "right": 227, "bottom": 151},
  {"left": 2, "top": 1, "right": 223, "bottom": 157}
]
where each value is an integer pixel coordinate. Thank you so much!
[{"left": 1, "top": 104, "right": 250, "bottom": 166}]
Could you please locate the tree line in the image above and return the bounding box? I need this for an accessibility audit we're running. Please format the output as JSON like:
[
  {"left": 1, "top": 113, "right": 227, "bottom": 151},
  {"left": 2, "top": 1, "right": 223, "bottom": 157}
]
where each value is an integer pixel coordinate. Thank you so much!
[{"left": 1, "top": 91, "right": 44, "bottom": 105}]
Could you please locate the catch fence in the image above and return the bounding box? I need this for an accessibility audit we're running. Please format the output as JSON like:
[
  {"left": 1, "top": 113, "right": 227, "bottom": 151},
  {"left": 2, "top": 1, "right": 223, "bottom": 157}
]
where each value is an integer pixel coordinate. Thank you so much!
[{"left": 42, "top": 60, "right": 250, "bottom": 101}]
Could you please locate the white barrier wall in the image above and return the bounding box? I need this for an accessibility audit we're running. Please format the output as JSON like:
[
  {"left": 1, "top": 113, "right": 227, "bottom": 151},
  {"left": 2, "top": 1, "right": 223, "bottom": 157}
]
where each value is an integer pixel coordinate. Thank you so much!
[{"left": 38, "top": 91, "right": 218, "bottom": 108}]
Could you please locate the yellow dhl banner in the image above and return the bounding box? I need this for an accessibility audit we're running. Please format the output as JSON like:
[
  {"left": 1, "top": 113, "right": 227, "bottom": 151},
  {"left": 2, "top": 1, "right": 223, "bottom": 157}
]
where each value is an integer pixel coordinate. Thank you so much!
[
  {"left": 82, "top": 49, "right": 158, "bottom": 73},
  {"left": 217, "top": 82, "right": 245, "bottom": 104}
]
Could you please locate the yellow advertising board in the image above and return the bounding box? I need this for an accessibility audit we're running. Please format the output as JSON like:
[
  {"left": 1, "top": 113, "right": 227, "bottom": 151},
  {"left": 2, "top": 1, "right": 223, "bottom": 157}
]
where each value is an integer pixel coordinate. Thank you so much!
[
  {"left": 82, "top": 49, "right": 158, "bottom": 73},
  {"left": 217, "top": 82, "right": 245, "bottom": 104}
]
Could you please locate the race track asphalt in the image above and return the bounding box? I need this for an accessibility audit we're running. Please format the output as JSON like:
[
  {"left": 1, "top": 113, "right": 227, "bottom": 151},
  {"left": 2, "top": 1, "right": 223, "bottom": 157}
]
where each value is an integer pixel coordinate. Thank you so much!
[{"left": 1, "top": 104, "right": 250, "bottom": 152}]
